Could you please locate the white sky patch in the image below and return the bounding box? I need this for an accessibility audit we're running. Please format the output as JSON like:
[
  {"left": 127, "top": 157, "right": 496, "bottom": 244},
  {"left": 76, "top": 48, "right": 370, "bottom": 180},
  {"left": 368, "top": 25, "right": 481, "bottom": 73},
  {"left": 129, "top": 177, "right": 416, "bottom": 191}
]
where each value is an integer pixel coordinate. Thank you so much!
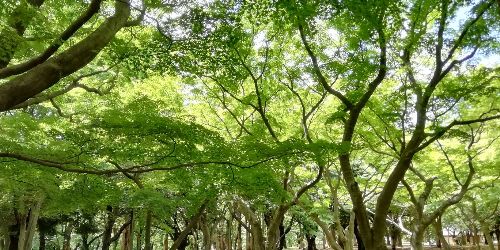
[
  {"left": 326, "top": 28, "right": 340, "bottom": 41},
  {"left": 253, "top": 30, "right": 267, "bottom": 50},
  {"left": 478, "top": 54, "right": 500, "bottom": 67}
]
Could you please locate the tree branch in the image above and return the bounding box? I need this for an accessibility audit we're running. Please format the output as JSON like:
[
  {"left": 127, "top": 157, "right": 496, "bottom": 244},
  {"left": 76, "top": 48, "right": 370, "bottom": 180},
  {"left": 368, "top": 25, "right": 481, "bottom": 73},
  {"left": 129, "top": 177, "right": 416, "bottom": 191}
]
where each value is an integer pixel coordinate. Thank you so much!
[
  {"left": 297, "top": 23, "right": 353, "bottom": 109},
  {"left": 0, "top": 0, "right": 131, "bottom": 111},
  {"left": 415, "top": 112, "right": 500, "bottom": 152},
  {"left": 0, "top": 0, "right": 104, "bottom": 78}
]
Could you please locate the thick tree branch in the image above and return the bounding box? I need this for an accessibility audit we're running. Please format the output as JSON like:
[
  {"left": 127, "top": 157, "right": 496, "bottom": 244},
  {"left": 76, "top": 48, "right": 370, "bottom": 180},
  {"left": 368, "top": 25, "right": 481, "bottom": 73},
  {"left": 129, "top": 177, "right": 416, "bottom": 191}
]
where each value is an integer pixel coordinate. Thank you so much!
[
  {"left": 0, "top": 0, "right": 46, "bottom": 68},
  {"left": 0, "top": 0, "right": 131, "bottom": 111},
  {"left": 169, "top": 200, "right": 208, "bottom": 250},
  {"left": 0, "top": 0, "right": 104, "bottom": 78},
  {"left": 12, "top": 68, "right": 116, "bottom": 109}
]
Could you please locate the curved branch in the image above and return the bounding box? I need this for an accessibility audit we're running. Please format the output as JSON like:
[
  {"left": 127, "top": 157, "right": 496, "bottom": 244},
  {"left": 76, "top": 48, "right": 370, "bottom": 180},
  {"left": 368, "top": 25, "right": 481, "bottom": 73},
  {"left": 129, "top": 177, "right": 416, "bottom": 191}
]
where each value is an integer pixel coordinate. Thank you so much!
[
  {"left": 0, "top": 0, "right": 104, "bottom": 78},
  {"left": 12, "top": 67, "right": 116, "bottom": 109},
  {"left": 0, "top": 151, "right": 300, "bottom": 175},
  {"left": 416, "top": 113, "right": 500, "bottom": 152},
  {"left": 297, "top": 23, "right": 353, "bottom": 109},
  {"left": 0, "top": 0, "right": 131, "bottom": 111}
]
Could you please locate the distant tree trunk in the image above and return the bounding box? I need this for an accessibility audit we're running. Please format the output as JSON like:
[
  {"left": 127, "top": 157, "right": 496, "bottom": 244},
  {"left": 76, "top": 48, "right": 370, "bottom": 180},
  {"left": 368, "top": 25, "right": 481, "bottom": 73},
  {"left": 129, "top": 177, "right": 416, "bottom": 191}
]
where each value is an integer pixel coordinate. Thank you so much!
[
  {"left": 480, "top": 223, "right": 495, "bottom": 250},
  {"left": 235, "top": 200, "right": 264, "bottom": 250},
  {"left": 246, "top": 228, "right": 252, "bottom": 250},
  {"left": 278, "top": 220, "right": 286, "bottom": 250},
  {"left": 120, "top": 218, "right": 133, "bottom": 250},
  {"left": 81, "top": 233, "right": 90, "bottom": 250},
  {"left": 410, "top": 225, "right": 425, "bottom": 250},
  {"left": 17, "top": 199, "right": 42, "bottom": 250},
  {"left": 0, "top": 235, "right": 9, "bottom": 250},
  {"left": 102, "top": 206, "right": 116, "bottom": 250},
  {"left": 135, "top": 228, "right": 142, "bottom": 250},
  {"left": 169, "top": 201, "right": 207, "bottom": 250},
  {"left": 8, "top": 223, "right": 19, "bottom": 250},
  {"left": 305, "top": 234, "right": 317, "bottom": 250},
  {"left": 201, "top": 217, "right": 211, "bottom": 250},
  {"left": 473, "top": 227, "right": 480, "bottom": 249},
  {"left": 163, "top": 234, "right": 169, "bottom": 250},
  {"left": 433, "top": 216, "right": 450, "bottom": 250},
  {"left": 63, "top": 222, "right": 73, "bottom": 250},
  {"left": 39, "top": 230, "right": 46, "bottom": 250},
  {"left": 389, "top": 225, "right": 400, "bottom": 250},
  {"left": 494, "top": 227, "right": 500, "bottom": 250},
  {"left": 122, "top": 213, "right": 133, "bottom": 250},
  {"left": 144, "top": 211, "right": 152, "bottom": 250}
]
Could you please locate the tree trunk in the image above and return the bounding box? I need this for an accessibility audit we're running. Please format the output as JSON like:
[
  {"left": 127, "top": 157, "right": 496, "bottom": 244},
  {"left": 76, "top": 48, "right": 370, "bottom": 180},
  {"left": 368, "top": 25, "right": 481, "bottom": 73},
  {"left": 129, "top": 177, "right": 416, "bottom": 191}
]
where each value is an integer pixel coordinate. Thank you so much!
[
  {"left": 305, "top": 234, "right": 317, "bottom": 250},
  {"left": 309, "top": 214, "right": 341, "bottom": 250},
  {"left": 433, "top": 216, "right": 450, "bottom": 250},
  {"left": 39, "top": 230, "right": 46, "bottom": 250},
  {"left": 472, "top": 227, "right": 480, "bottom": 250},
  {"left": 135, "top": 229, "right": 142, "bottom": 250},
  {"left": 495, "top": 227, "right": 500, "bottom": 250},
  {"left": 81, "top": 233, "right": 90, "bottom": 250},
  {"left": 278, "top": 220, "right": 286, "bottom": 250},
  {"left": 410, "top": 228, "right": 425, "bottom": 250},
  {"left": 246, "top": 229, "right": 252, "bottom": 250},
  {"left": 201, "top": 218, "right": 211, "bottom": 250},
  {"left": 354, "top": 221, "right": 365, "bottom": 250},
  {"left": 163, "top": 234, "right": 169, "bottom": 250},
  {"left": 390, "top": 229, "right": 398, "bottom": 250},
  {"left": 102, "top": 206, "right": 116, "bottom": 250},
  {"left": 16, "top": 199, "right": 42, "bottom": 250},
  {"left": 235, "top": 200, "right": 264, "bottom": 250},
  {"left": 237, "top": 221, "right": 243, "bottom": 250},
  {"left": 120, "top": 220, "right": 133, "bottom": 250},
  {"left": 1, "top": 236, "right": 10, "bottom": 250},
  {"left": 8, "top": 223, "right": 18, "bottom": 250},
  {"left": 144, "top": 210, "right": 152, "bottom": 250},
  {"left": 63, "top": 222, "right": 73, "bottom": 250},
  {"left": 480, "top": 223, "right": 495, "bottom": 250}
]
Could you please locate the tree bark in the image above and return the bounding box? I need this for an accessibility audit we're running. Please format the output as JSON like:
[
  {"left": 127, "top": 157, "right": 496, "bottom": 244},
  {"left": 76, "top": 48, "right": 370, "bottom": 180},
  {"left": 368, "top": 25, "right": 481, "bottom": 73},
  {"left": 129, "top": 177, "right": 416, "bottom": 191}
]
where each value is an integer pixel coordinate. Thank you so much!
[
  {"left": 8, "top": 223, "right": 18, "bottom": 250},
  {"left": 102, "top": 206, "right": 116, "bottom": 250},
  {"left": 201, "top": 216, "right": 212, "bottom": 250},
  {"left": 63, "top": 222, "right": 73, "bottom": 250},
  {"left": 432, "top": 216, "right": 450, "bottom": 250},
  {"left": 410, "top": 227, "right": 425, "bottom": 250},
  {"left": 144, "top": 210, "right": 152, "bottom": 250},
  {"left": 480, "top": 223, "right": 495, "bottom": 250},
  {"left": 0, "top": 0, "right": 45, "bottom": 68},
  {"left": 39, "top": 230, "right": 46, "bottom": 250},
  {"left": 0, "top": 0, "right": 130, "bottom": 111},
  {"left": 81, "top": 233, "right": 90, "bottom": 250},
  {"left": 17, "top": 199, "right": 42, "bottom": 250},
  {"left": 235, "top": 200, "right": 265, "bottom": 250},
  {"left": 494, "top": 226, "right": 500, "bottom": 250},
  {"left": 163, "top": 233, "right": 169, "bottom": 250},
  {"left": 305, "top": 234, "right": 317, "bottom": 250}
]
